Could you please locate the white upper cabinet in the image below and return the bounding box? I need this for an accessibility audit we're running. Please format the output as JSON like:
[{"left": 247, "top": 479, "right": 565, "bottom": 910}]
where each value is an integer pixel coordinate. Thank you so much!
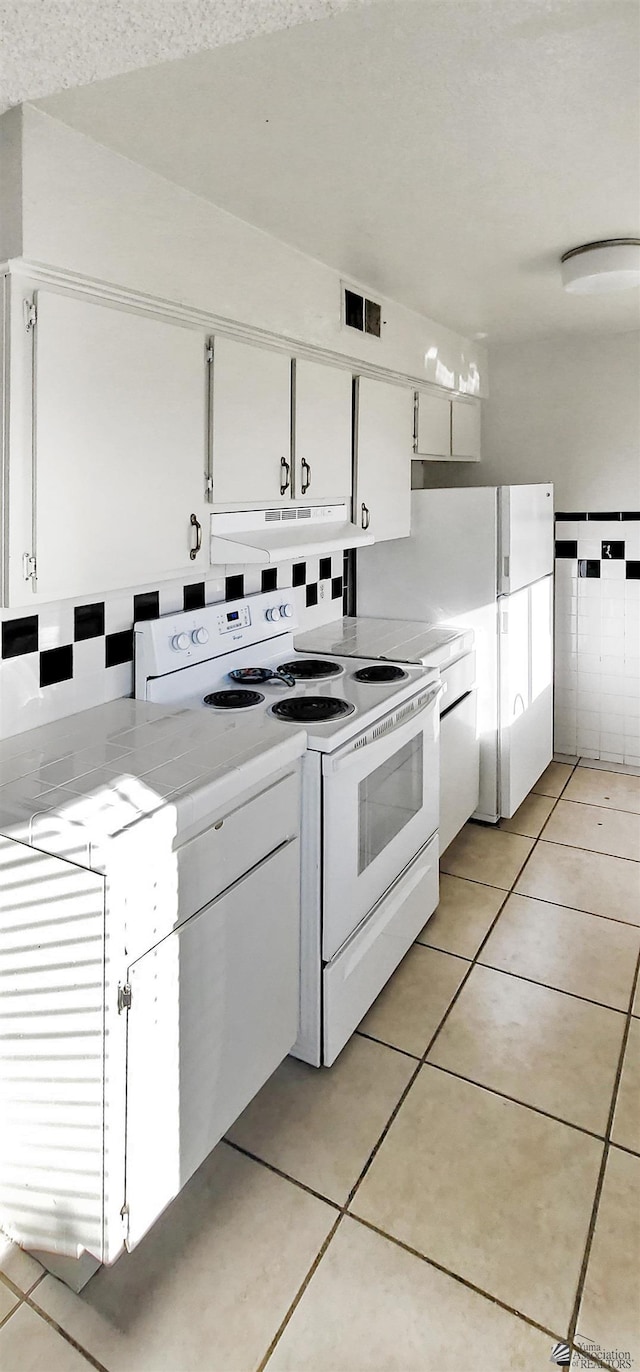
[
  {"left": 293, "top": 358, "right": 352, "bottom": 503},
  {"left": 414, "top": 389, "right": 481, "bottom": 462},
  {"left": 414, "top": 391, "right": 451, "bottom": 458},
  {"left": 356, "top": 377, "right": 413, "bottom": 542},
  {"left": 210, "top": 336, "right": 291, "bottom": 507},
  {"left": 451, "top": 397, "right": 482, "bottom": 461},
  {"left": 3, "top": 280, "right": 209, "bottom": 607}
]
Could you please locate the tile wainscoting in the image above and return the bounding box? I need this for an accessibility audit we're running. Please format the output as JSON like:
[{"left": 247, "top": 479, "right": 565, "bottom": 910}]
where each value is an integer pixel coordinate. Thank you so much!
[
  {"left": 0, "top": 553, "right": 346, "bottom": 739},
  {"left": 554, "top": 513, "right": 640, "bottom": 764}
]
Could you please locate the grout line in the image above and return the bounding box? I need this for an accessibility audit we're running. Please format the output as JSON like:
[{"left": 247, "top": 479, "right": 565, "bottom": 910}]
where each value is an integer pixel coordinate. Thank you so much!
[
  {"left": 566, "top": 944, "right": 640, "bottom": 1347},
  {"left": 0, "top": 1293, "right": 24, "bottom": 1331},
  {"left": 552, "top": 795, "right": 640, "bottom": 819},
  {"left": 414, "top": 940, "right": 472, "bottom": 963},
  {"left": 421, "top": 1060, "right": 608, "bottom": 1146},
  {"left": 256, "top": 1213, "right": 344, "bottom": 1372},
  {"left": 346, "top": 1212, "right": 572, "bottom": 1349},
  {"left": 24, "top": 1292, "right": 110, "bottom": 1372},
  {"left": 501, "top": 884, "right": 640, "bottom": 932},
  {"left": 222, "top": 1139, "right": 343, "bottom": 1213},
  {"left": 473, "top": 957, "right": 632, "bottom": 1018},
  {"left": 354, "top": 1029, "right": 420, "bottom": 1061},
  {"left": 532, "top": 834, "right": 640, "bottom": 865}
]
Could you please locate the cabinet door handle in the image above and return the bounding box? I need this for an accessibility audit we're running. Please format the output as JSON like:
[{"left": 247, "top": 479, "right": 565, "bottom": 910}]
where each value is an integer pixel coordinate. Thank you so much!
[
  {"left": 189, "top": 512, "right": 202, "bottom": 560},
  {"left": 280, "top": 456, "right": 291, "bottom": 495},
  {"left": 300, "top": 458, "right": 312, "bottom": 494},
  {"left": 361, "top": 503, "right": 371, "bottom": 530}
]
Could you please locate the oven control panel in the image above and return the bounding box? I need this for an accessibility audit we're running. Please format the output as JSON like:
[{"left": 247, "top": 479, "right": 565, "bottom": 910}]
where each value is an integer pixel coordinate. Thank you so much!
[{"left": 217, "top": 604, "right": 252, "bottom": 633}]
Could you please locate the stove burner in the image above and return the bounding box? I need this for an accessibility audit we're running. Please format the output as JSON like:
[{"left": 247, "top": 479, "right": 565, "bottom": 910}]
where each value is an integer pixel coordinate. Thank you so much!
[
  {"left": 204, "top": 689, "right": 264, "bottom": 709},
  {"left": 271, "top": 696, "right": 355, "bottom": 723},
  {"left": 353, "top": 664, "right": 408, "bottom": 683},
  {"left": 279, "top": 659, "right": 343, "bottom": 680}
]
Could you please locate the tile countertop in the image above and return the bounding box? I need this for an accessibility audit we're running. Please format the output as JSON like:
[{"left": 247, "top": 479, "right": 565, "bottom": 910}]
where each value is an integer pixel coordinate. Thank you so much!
[
  {"left": 0, "top": 698, "right": 306, "bottom": 871},
  {"left": 295, "top": 617, "right": 474, "bottom": 669}
]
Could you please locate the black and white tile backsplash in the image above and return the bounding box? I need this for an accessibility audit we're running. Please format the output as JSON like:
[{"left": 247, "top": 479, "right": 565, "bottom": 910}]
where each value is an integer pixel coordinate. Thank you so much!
[
  {"left": 554, "top": 512, "right": 640, "bottom": 764},
  {"left": 0, "top": 555, "right": 345, "bottom": 739}
]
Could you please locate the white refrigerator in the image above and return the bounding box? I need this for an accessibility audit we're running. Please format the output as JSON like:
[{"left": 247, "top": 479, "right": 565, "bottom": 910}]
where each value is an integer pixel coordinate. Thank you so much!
[{"left": 357, "top": 484, "right": 554, "bottom": 822}]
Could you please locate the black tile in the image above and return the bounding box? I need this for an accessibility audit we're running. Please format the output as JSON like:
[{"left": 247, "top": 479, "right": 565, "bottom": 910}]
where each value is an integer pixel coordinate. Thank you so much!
[
  {"left": 622, "top": 512, "right": 640, "bottom": 521},
  {"left": 331, "top": 576, "right": 343, "bottom": 600},
  {"left": 40, "top": 644, "right": 73, "bottom": 687},
  {"left": 319, "top": 557, "right": 332, "bottom": 582},
  {"left": 555, "top": 512, "right": 587, "bottom": 522},
  {"left": 626, "top": 561, "right": 640, "bottom": 580},
  {"left": 587, "top": 512, "right": 621, "bottom": 521},
  {"left": 183, "top": 582, "right": 205, "bottom": 611},
  {"left": 601, "top": 541, "right": 625, "bottom": 560},
  {"left": 225, "top": 574, "right": 244, "bottom": 602},
  {"left": 133, "top": 591, "right": 160, "bottom": 622},
  {"left": 261, "top": 567, "right": 278, "bottom": 593},
  {"left": 305, "top": 583, "right": 318, "bottom": 608},
  {"left": 555, "top": 540, "right": 577, "bottom": 558},
  {"left": 292, "top": 562, "right": 306, "bottom": 588},
  {"left": 578, "top": 560, "right": 600, "bottom": 578},
  {"left": 74, "top": 602, "right": 105, "bottom": 641},
  {"left": 2, "top": 615, "right": 38, "bottom": 659},
  {"left": 105, "top": 629, "right": 134, "bottom": 668}
]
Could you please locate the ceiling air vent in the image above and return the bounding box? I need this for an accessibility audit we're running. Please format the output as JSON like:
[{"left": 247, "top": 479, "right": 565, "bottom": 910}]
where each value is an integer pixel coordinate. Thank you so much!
[{"left": 343, "top": 286, "right": 382, "bottom": 338}]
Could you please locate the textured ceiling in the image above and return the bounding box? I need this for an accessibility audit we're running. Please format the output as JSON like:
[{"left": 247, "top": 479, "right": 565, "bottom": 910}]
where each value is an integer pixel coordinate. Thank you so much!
[
  {"left": 13, "top": 0, "right": 640, "bottom": 342},
  {"left": 0, "top": 0, "right": 370, "bottom": 111}
]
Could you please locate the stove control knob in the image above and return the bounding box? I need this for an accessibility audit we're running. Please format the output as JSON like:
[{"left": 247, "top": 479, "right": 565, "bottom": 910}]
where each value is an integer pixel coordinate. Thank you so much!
[
  {"left": 266, "top": 607, "right": 281, "bottom": 622},
  {"left": 191, "top": 627, "right": 209, "bottom": 646},
  {"left": 279, "top": 604, "right": 293, "bottom": 619},
  {"left": 171, "top": 632, "right": 191, "bottom": 652}
]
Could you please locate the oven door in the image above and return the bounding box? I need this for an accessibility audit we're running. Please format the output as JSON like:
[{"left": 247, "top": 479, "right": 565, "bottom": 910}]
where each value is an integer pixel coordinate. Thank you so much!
[{"left": 321, "top": 683, "right": 441, "bottom": 961}]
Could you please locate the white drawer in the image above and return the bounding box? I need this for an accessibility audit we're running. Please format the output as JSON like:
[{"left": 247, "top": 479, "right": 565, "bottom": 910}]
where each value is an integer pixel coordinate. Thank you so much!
[
  {"left": 323, "top": 835, "right": 439, "bottom": 1066},
  {"left": 439, "top": 651, "right": 476, "bottom": 713},
  {"left": 177, "top": 768, "right": 300, "bottom": 926}
]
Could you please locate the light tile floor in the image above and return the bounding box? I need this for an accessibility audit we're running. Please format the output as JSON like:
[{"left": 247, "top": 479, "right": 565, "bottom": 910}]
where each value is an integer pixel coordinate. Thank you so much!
[{"left": 1, "top": 759, "right": 639, "bottom": 1372}]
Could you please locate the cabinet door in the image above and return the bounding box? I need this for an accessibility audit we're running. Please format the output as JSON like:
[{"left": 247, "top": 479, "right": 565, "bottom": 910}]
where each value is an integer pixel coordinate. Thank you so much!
[
  {"left": 451, "top": 398, "right": 481, "bottom": 461},
  {"left": 294, "top": 359, "right": 352, "bottom": 503},
  {"left": 415, "top": 391, "right": 451, "bottom": 458},
  {"left": 356, "top": 377, "right": 413, "bottom": 542},
  {"left": 31, "top": 289, "right": 208, "bottom": 602},
  {"left": 124, "top": 836, "right": 300, "bottom": 1251},
  {"left": 211, "top": 336, "right": 291, "bottom": 506}
]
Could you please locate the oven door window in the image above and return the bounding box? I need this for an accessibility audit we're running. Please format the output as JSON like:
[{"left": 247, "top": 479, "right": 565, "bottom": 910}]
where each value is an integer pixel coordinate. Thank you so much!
[{"left": 358, "top": 734, "right": 424, "bottom": 874}]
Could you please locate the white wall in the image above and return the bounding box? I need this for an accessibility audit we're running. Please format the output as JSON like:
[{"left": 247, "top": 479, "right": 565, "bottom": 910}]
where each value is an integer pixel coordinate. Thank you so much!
[
  {"left": 480, "top": 332, "right": 640, "bottom": 510},
  {"left": 14, "top": 104, "right": 486, "bottom": 395}
]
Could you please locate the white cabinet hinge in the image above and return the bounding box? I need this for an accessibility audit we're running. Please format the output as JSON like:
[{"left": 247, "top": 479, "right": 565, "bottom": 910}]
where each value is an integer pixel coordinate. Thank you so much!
[
  {"left": 117, "top": 982, "right": 132, "bottom": 1013},
  {"left": 412, "top": 391, "right": 418, "bottom": 453},
  {"left": 120, "top": 1202, "right": 130, "bottom": 1236},
  {"left": 205, "top": 475, "right": 214, "bottom": 495},
  {"left": 503, "top": 555, "right": 510, "bottom": 581},
  {"left": 23, "top": 300, "right": 37, "bottom": 332},
  {"left": 206, "top": 343, "right": 214, "bottom": 364},
  {"left": 23, "top": 553, "right": 37, "bottom": 582}
]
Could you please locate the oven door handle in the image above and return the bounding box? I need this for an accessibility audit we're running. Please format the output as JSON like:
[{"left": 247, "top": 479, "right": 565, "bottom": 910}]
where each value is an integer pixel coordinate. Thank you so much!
[{"left": 323, "top": 683, "right": 442, "bottom": 776}]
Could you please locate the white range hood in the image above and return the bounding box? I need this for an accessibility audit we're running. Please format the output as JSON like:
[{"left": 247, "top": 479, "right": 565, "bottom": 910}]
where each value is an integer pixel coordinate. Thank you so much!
[{"left": 210, "top": 504, "right": 374, "bottom": 564}]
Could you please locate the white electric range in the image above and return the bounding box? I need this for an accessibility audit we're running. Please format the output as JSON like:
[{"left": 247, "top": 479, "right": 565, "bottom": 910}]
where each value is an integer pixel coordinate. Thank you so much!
[{"left": 135, "top": 590, "right": 442, "bottom": 1066}]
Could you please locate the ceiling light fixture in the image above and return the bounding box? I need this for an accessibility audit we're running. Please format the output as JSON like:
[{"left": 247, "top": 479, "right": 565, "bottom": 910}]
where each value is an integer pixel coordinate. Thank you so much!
[{"left": 560, "top": 239, "right": 640, "bottom": 294}]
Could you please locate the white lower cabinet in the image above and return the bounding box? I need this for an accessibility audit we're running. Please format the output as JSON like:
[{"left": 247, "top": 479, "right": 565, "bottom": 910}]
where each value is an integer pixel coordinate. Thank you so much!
[
  {"left": 0, "top": 763, "right": 302, "bottom": 1278},
  {"left": 125, "top": 836, "right": 300, "bottom": 1249},
  {"left": 439, "top": 690, "right": 480, "bottom": 853},
  {"left": 355, "top": 376, "right": 414, "bottom": 542}
]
